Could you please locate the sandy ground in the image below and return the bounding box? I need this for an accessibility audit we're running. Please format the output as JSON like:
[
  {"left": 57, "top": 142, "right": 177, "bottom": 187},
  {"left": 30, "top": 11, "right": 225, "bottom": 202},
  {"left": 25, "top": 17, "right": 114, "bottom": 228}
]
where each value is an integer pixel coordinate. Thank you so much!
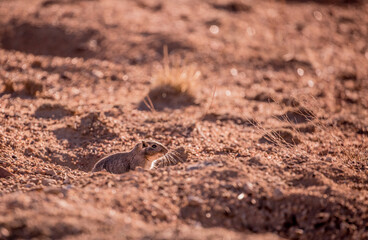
[{"left": 0, "top": 0, "right": 368, "bottom": 239}]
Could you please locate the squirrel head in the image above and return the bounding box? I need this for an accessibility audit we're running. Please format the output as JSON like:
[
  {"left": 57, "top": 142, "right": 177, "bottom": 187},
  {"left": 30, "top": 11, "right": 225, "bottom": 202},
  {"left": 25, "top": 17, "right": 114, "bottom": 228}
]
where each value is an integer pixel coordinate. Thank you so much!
[{"left": 140, "top": 140, "right": 168, "bottom": 160}]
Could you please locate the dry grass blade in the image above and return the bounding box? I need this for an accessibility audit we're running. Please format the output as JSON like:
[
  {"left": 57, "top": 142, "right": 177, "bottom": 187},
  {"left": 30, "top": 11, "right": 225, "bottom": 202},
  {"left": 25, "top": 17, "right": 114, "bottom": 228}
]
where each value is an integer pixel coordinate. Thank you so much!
[
  {"left": 199, "top": 86, "right": 217, "bottom": 121},
  {"left": 143, "top": 95, "right": 156, "bottom": 113}
]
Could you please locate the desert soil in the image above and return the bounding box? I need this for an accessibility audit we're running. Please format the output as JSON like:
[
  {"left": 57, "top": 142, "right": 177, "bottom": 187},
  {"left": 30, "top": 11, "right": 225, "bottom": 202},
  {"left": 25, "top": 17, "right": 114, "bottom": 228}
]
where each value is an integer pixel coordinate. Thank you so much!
[{"left": 0, "top": 0, "right": 368, "bottom": 239}]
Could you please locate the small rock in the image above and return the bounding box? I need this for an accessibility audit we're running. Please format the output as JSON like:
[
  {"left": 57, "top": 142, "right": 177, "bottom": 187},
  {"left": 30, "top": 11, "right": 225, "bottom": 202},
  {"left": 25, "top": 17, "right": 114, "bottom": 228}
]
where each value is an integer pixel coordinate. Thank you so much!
[
  {"left": 31, "top": 60, "right": 42, "bottom": 68},
  {"left": 25, "top": 183, "right": 35, "bottom": 188},
  {"left": 246, "top": 91, "right": 276, "bottom": 102},
  {"left": 243, "top": 182, "right": 254, "bottom": 193},
  {"left": 151, "top": 202, "right": 169, "bottom": 220},
  {"left": 35, "top": 168, "right": 45, "bottom": 174},
  {"left": 187, "top": 195, "right": 204, "bottom": 206},
  {"left": 44, "top": 187, "right": 62, "bottom": 194},
  {"left": 273, "top": 188, "right": 284, "bottom": 200},
  {"left": 315, "top": 212, "right": 331, "bottom": 224},
  {"left": 294, "top": 228, "right": 304, "bottom": 235},
  {"left": 186, "top": 164, "right": 202, "bottom": 171},
  {"left": 281, "top": 97, "right": 300, "bottom": 107},
  {"left": 248, "top": 155, "right": 263, "bottom": 166},
  {"left": 186, "top": 162, "right": 218, "bottom": 171},
  {"left": 44, "top": 187, "right": 68, "bottom": 196},
  {"left": 45, "top": 169, "right": 56, "bottom": 176},
  {"left": 42, "top": 178, "right": 55, "bottom": 186},
  {"left": 63, "top": 177, "right": 71, "bottom": 184},
  {"left": 0, "top": 167, "right": 13, "bottom": 178},
  {"left": 0, "top": 227, "right": 10, "bottom": 238},
  {"left": 30, "top": 178, "right": 39, "bottom": 184},
  {"left": 110, "top": 74, "right": 118, "bottom": 81},
  {"left": 24, "top": 147, "right": 34, "bottom": 156},
  {"left": 135, "top": 167, "right": 145, "bottom": 172},
  {"left": 92, "top": 69, "right": 104, "bottom": 79},
  {"left": 60, "top": 73, "right": 72, "bottom": 80}
]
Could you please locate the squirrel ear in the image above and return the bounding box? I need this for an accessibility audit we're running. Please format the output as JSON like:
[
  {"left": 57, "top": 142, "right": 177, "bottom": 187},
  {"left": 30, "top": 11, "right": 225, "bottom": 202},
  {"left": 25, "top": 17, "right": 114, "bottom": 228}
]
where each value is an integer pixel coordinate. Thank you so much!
[{"left": 141, "top": 140, "right": 147, "bottom": 148}]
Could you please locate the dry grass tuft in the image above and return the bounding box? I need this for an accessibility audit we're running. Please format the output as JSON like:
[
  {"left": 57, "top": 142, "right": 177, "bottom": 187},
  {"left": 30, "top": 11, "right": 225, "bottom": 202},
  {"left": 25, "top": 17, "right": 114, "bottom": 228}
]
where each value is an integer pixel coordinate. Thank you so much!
[
  {"left": 139, "top": 46, "right": 201, "bottom": 111},
  {"left": 151, "top": 46, "right": 201, "bottom": 97}
]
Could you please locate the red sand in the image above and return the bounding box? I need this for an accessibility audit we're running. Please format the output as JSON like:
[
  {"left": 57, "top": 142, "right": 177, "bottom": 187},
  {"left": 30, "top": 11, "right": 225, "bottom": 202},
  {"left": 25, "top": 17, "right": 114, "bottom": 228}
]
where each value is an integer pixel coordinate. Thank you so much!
[{"left": 0, "top": 0, "right": 367, "bottom": 239}]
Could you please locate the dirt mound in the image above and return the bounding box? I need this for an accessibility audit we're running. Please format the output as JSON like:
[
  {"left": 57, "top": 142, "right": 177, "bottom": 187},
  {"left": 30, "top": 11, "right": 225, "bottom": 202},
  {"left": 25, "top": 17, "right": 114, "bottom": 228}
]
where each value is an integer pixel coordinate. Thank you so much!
[
  {"left": 77, "top": 112, "right": 116, "bottom": 138},
  {"left": 277, "top": 107, "right": 316, "bottom": 124},
  {"left": 52, "top": 112, "right": 118, "bottom": 149},
  {"left": 1, "top": 21, "right": 101, "bottom": 58},
  {"left": 34, "top": 103, "right": 74, "bottom": 119},
  {"left": 259, "top": 129, "right": 301, "bottom": 146},
  {"left": 203, "top": 112, "right": 255, "bottom": 126},
  {"left": 296, "top": 124, "right": 316, "bottom": 133},
  {"left": 245, "top": 91, "right": 277, "bottom": 103},
  {"left": 139, "top": 85, "right": 197, "bottom": 111},
  {"left": 281, "top": 97, "right": 300, "bottom": 107}
]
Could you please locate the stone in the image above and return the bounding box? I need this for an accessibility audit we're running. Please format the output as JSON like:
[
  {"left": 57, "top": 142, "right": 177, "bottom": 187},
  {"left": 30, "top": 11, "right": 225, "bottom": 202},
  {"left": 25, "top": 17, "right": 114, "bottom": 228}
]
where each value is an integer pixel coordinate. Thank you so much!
[
  {"left": 187, "top": 195, "right": 204, "bottom": 206},
  {"left": 0, "top": 167, "right": 13, "bottom": 178},
  {"left": 42, "top": 178, "right": 56, "bottom": 186},
  {"left": 273, "top": 188, "right": 284, "bottom": 200},
  {"left": 45, "top": 169, "right": 56, "bottom": 176}
]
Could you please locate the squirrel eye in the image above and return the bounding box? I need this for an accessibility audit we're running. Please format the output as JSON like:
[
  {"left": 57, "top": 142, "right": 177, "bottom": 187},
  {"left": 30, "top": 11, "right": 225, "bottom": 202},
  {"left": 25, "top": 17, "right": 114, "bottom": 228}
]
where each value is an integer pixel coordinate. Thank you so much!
[{"left": 152, "top": 144, "right": 157, "bottom": 148}]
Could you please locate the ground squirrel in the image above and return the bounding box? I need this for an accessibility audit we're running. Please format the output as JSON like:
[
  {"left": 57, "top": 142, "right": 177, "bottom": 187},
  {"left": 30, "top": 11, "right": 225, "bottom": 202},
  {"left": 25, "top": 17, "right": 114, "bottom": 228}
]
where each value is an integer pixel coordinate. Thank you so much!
[
  {"left": 92, "top": 140, "right": 168, "bottom": 174},
  {"left": 150, "top": 147, "right": 187, "bottom": 169}
]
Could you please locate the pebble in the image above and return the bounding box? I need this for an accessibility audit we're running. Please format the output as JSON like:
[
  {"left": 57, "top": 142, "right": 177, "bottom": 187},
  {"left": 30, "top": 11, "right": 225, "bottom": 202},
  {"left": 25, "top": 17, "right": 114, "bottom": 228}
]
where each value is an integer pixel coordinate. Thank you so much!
[
  {"left": 30, "top": 178, "right": 39, "bottom": 184},
  {"left": 243, "top": 182, "right": 254, "bottom": 193},
  {"left": 186, "top": 162, "right": 219, "bottom": 171},
  {"left": 92, "top": 70, "right": 104, "bottom": 79},
  {"left": 0, "top": 167, "right": 13, "bottom": 178},
  {"left": 273, "top": 188, "right": 284, "bottom": 200},
  {"left": 44, "top": 187, "right": 68, "bottom": 196},
  {"left": 45, "top": 169, "right": 56, "bottom": 176},
  {"left": 25, "top": 183, "right": 35, "bottom": 188},
  {"left": 42, "top": 179, "right": 56, "bottom": 186},
  {"left": 187, "top": 195, "right": 204, "bottom": 206},
  {"left": 186, "top": 164, "right": 202, "bottom": 171},
  {"left": 0, "top": 227, "right": 10, "bottom": 238}
]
